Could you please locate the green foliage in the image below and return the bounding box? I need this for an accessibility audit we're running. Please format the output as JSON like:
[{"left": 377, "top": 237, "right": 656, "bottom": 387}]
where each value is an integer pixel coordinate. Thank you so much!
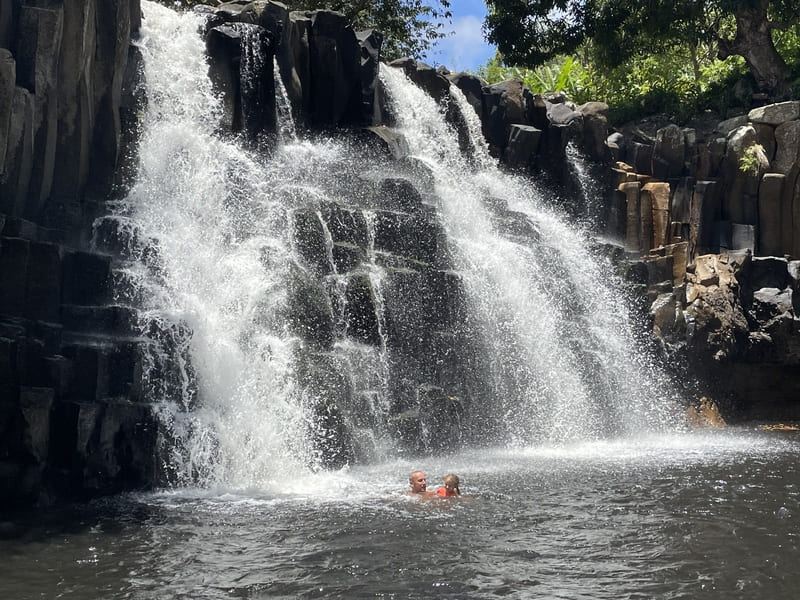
[
  {"left": 477, "top": 53, "right": 591, "bottom": 101},
  {"left": 158, "top": 0, "right": 451, "bottom": 61},
  {"left": 288, "top": 1, "right": 451, "bottom": 59},
  {"left": 483, "top": 0, "right": 800, "bottom": 98},
  {"left": 476, "top": 47, "right": 753, "bottom": 125},
  {"left": 739, "top": 144, "right": 765, "bottom": 176}
]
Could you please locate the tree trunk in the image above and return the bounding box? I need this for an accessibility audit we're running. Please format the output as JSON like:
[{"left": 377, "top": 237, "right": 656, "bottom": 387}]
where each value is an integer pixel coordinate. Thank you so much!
[{"left": 718, "top": 1, "right": 791, "bottom": 99}]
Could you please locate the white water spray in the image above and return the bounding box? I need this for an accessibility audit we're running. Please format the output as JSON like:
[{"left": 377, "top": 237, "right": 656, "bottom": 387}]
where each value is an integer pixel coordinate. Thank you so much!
[
  {"left": 380, "top": 65, "right": 682, "bottom": 443},
  {"left": 122, "top": 3, "right": 331, "bottom": 488},
  {"left": 122, "top": 3, "right": 681, "bottom": 493}
]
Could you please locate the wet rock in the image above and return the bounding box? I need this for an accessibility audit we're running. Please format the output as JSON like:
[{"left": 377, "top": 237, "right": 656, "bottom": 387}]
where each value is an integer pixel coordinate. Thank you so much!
[
  {"left": 389, "top": 59, "right": 449, "bottom": 103},
  {"left": 448, "top": 71, "right": 485, "bottom": 119},
  {"left": 291, "top": 208, "right": 332, "bottom": 276},
  {"left": 504, "top": 124, "right": 542, "bottom": 170},
  {"left": 331, "top": 242, "right": 364, "bottom": 273},
  {"left": 359, "top": 125, "right": 409, "bottom": 159},
  {"left": 321, "top": 204, "right": 369, "bottom": 250},
  {"left": 418, "top": 384, "right": 464, "bottom": 452},
  {"left": 343, "top": 273, "right": 380, "bottom": 345},
  {"left": 482, "top": 78, "right": 527, "bottom": 155},
  {"left": 372, "top": 208, "right": 449, "bottom": 266},
  {"left": 309, "top": 10, "right": 360, "bottom": 126},
  {"left": 286, "top": 263, "right": 335, "bottom": 349},
  {"left": 377, "top": 177, "right": 424, "bottom": 213}
]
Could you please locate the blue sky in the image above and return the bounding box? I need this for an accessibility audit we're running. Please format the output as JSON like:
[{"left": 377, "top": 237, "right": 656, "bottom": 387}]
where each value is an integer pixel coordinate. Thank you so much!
[{"left": 421, "top": 0, "right": 497, "bottom": 73}]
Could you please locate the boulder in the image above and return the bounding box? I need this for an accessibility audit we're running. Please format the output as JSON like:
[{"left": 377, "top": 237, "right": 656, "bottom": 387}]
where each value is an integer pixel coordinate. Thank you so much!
[
  {"left": 309, "top": 11, "right": 362, "bottom": 126},
  {"left": 773, "top": 120, "right": 800, "bottom": 175},
  {"left": 742, "top": 256, "right": 793, "bottom": 290},
  {"left": 751, "top": 287, "right": 793, "bottom": 321},
  {"left": 481, "top": 78, "right": 527, "bottom": 154},
  {"left": 504, "top": 124, "right": 542, "bottom": 170},
  {"left": 651, "top": 291, "right": 682, "bottom": 336},
  {"left": 715, "top": 114, "right": 748, "bottom": 135},
  {"left": 747, "top": 100, "right": 800, "bottom": 125},
  {"left": 653, "top": 124, "right": 685, "bottom": 179},
  {"left": 577, "top": 101, "right": 609, "bottom": 162}
]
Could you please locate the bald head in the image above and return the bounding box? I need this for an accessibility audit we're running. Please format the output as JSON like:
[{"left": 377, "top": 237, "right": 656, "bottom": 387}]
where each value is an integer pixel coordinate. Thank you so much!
[{"left": 409, "top": 470, "right": 427, "bottom": 494}]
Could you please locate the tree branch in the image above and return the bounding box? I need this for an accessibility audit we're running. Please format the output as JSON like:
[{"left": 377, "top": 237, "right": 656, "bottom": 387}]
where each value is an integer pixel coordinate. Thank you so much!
[{"left": 769, "top": 15, "right": 800, "bottom": 32}]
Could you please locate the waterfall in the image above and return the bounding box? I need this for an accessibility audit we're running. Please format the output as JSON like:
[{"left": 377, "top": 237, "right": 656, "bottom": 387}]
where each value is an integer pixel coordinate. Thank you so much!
[
  {"left": 123, "top": 3, "right": 681, "bottom": 492},
  {"left": 379, "top": 66, "right": 682, "bottom": 443},
  {"left": 566, "top": 141, "right": 607, "bottom": 229},
  {"left": 273, "top": 57, "right": 297, "bottom": 143},
  {"left": 123, "top": 2, "right": 407, "bottom": 489}
]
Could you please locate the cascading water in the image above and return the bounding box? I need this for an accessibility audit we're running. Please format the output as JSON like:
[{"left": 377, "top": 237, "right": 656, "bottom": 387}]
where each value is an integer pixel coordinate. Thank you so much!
[
  {"left": 379, "top": 65, "right": 683, "bottom": 443},
  {"left": 122, "top": 2, "right": 681, "bottom": 490},
  {"left": 119, "top": 3, "right": 398, "bottom": 488},
  {"left": 273, "top": 57, "right": 297, "bottom": 143}
]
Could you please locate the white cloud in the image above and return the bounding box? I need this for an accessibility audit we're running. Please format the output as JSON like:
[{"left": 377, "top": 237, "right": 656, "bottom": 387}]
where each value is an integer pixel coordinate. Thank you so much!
[{"left": 425, "top": 15, "right": 496, "bottom": 72}]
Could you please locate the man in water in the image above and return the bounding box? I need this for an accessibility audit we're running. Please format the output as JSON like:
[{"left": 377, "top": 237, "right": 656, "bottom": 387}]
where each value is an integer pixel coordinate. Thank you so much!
[{"left": 408, "top": 470, "right": 434, "bottom": 496}]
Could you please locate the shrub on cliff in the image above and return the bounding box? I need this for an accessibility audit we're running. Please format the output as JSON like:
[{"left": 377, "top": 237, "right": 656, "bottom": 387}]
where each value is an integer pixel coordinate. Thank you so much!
[{"left": 159, "top": 0, "right": 451, "bottom": 60}]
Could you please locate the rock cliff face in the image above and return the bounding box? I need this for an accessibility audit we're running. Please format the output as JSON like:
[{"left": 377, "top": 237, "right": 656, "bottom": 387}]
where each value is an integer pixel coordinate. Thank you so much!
[
  {"left": 0, "top": 0, "right": 157, "bottom": 509},
  {"left": 605, "top": 104, "right": 800, "bottom": 420}
]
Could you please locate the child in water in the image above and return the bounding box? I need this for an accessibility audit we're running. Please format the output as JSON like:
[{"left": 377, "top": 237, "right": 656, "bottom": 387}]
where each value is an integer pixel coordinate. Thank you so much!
[{"left": 436, "top": 473, "right": 460, "bottom": 497}]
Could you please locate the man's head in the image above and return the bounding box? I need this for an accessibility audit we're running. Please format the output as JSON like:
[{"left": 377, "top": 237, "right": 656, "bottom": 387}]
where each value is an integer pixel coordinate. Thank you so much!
[{"left": 409, "top": 470, "right": 427, "bottom": 493}]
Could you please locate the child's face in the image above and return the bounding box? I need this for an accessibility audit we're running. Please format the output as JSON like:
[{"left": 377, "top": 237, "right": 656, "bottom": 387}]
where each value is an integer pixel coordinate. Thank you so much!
[{"left": 444, "top": 479, "right": 458, "bottom": 491}]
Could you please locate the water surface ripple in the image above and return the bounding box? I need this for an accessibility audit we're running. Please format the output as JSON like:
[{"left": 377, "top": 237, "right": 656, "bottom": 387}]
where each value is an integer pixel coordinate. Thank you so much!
[{"left": 2, "top": 431, "right": 798, "bottom": 599}]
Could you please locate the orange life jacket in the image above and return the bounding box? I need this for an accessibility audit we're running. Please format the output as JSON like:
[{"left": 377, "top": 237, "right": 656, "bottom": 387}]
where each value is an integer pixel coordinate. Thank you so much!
[{"left": 437, "top": 486, "right": 457, "bottom": 497}]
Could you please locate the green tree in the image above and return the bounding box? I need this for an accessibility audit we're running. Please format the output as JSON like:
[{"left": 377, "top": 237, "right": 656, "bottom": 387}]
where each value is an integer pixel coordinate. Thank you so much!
[
  {"left": 165, "top": 0, "right": 451, "bottom": 60},
  {"left": 484, "top": 0, "right": 800, "bottom": 98},
  {"left": 291, "top": 1, "right": 451, "bottom": 59}
]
